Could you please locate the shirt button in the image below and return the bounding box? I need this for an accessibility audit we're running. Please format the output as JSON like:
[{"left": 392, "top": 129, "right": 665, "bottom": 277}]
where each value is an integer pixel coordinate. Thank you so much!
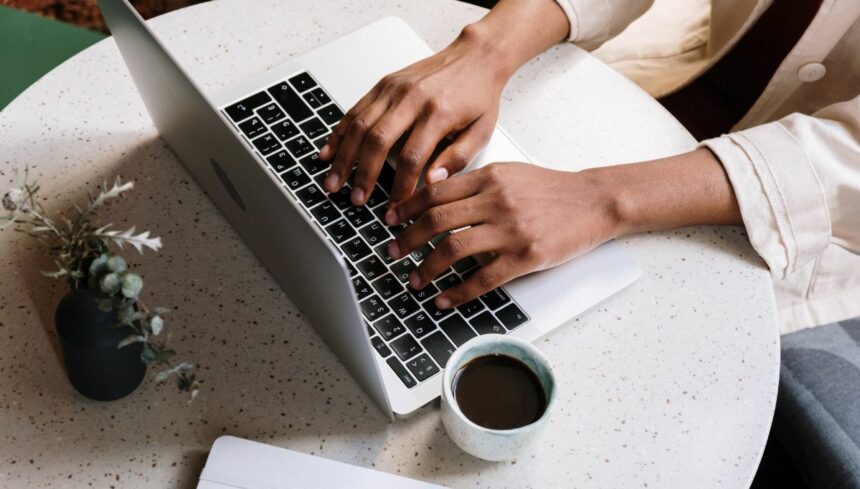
[{"left": 797, "top": 63, "right": 826, "bottom": 82}]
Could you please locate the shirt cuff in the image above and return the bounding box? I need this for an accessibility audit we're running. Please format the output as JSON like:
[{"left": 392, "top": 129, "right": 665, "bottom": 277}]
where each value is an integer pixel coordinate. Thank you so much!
[
  {"left": 702, "top": 123, "right": 831, "bottom": 279},
  {"left": 553, "top": 0, "right": 611, "bottom": 49}
]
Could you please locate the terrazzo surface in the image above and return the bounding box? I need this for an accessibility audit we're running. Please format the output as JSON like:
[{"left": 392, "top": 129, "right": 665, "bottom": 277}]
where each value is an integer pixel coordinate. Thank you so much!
[{"left": 0, "top": 0, "right": 779, "bottom": 487}]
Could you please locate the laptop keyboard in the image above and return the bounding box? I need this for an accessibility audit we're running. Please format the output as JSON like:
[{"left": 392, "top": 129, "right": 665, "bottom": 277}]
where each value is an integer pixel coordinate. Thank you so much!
[{"left": 221, "top": 71, "right": 529, "bottom": 389}]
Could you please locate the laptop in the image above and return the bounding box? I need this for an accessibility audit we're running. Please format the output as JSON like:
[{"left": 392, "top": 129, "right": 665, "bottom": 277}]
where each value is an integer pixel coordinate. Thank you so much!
[{"left": 98, "top": 0, "right": 641, "bottom": 418}]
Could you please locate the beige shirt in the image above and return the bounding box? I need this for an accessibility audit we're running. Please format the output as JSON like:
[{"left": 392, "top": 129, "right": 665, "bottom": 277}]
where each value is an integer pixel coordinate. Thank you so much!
[{"left": 552, "top": 0, "right": 860, "bottom": 334}]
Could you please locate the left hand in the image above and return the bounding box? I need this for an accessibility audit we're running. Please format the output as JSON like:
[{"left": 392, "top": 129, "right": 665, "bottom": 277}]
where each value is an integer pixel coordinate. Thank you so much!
[{"left": 384, "top": 162, "right": 623, "bottom": 309}]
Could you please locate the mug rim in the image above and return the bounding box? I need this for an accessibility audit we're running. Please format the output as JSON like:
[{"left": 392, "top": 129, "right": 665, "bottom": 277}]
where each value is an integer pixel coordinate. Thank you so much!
[{"left": 442, "top": 335, "right": 557, "bottom": 435}]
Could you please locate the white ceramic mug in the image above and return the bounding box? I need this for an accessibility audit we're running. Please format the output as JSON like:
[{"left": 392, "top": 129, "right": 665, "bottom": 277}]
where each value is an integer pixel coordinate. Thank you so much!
[{"left": 440, "top": 335, "right": 557, "bottom": 461}]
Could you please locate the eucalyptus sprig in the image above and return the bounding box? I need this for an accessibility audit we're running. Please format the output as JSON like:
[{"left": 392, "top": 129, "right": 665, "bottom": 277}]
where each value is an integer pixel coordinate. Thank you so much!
[{"left": 2, "top": 167, "right": 199, "bottom": 400}]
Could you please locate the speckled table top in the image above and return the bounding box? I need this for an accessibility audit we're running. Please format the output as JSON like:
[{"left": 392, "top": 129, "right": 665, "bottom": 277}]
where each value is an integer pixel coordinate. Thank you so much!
[{"left": 0, "top": 1, "right": 779, "bottom": 487}]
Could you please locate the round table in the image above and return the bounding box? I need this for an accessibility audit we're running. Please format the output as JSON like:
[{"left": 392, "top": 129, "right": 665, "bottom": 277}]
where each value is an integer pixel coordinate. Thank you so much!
[{"left": 0, "top": 1, "right": 779, "bottom": 487}]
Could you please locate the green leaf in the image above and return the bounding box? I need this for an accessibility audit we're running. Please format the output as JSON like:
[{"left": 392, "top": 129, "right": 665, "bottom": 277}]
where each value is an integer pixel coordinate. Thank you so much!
[
  {"left": 106, "top": 255, "right": 127, "bottom": 273},
  {"left": 121, "top": 273, "right": 143, "bottom": 299},
  {"left": 150, "top": 315, "right": 164, "bottom": 335},
  {"left": 117, "top": 335, "right": 145, "bottom": 349},
  {"left": 96, "top": 297, "right": 114, "bottom": 312},
  {"left": 87, "top": 253, "right": 110, "bottom": 289},
  {"left": 99, "top": 272, "right": 121, "bottom": 296},
  {"left": 117, "top": 304, "right": 137, "bottom": 324}
]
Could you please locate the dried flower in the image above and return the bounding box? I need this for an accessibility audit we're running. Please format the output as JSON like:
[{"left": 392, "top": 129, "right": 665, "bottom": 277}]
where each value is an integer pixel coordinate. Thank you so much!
[{"left": 2, "top": 188, "right": 27, "bottom": 212}]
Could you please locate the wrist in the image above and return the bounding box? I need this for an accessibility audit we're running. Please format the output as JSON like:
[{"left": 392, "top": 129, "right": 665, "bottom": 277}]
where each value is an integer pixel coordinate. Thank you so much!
[
  {"left": 577, "top": 167, "right": 637, "bottom": 238},
  {"left": 453, "top": 21, "right": 519, "bottom": 84}
]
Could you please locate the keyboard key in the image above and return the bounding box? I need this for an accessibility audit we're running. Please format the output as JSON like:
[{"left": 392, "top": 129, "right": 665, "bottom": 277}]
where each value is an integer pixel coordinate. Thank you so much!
[
  {"left": 346, "top": 261, "right": 358, "bottom": 277},
  {"left": 280, "top": 167, "right": 310, "bottom": 190},
  {"left": 370, "top": 335, "right": 391, "bottom": 358},
  {"left": 313, "top": 136, "right": 328, "bottom": 150},
  {"left": 439, "top": 314, "right": 477, "bottom": 346},
  {"left": 352, "top": 276, "right": 372, "bottom": 301},
  {"left": 409, "top": 282, "right": 439, "bottom": 302},
  {"left": 391, "top": 258, "right": 417, "bottom": 283},
  {"left": 452, "top": 256, "right": 479, "bottom": 274},
  {"left": 371, "top": 273, "right": 402, "bottom": 300},
  {"left": 310, "top": 200, "right": 340, "bottom": 225},
  {"left": 429, "top": 232, "right": 449, "bottom": 247},
  {"left": 357, "top": 255, "right": 387, "bottom": 281},
  {"left": 373, "top": 314, "right": 404, "bottom": 340},
  {"left": 390, "top": 293, "right": 420, "bottom": 319},
  {"left": 317, "top": 104, "right": 344, "bottom": 125},
  {"left": 238, "top": 116, "right": 266, "bottom": 138},
  {"left": 360, "top": 295, "right": 389, "bottom": 322},
  {"left": 405, "top": 354, "right": 439, "bottom": 382},
  {"left": 300, "top": 118, "right": 328, "bottom": 139},
  {"left": 324, "top": 219, "right": 355, "bottom": 243},
  {"left": 377, "top": 163, "right": 396, "bottom": 193},
  {"left": 343, "top": 206, "right": 374, "bottom": 229},
  {"left": 225, "top": 91, "right": 271, "bottom": 122},
  {"left": 272, "top": 119, "right": 300, "bottom": 141},
  {"left": 386, "top": 357, "right": 416, "bottom": 388},
  {"left": 421, "top": 331, "right": 456, "bottom": 367},
  {"left": 375, "top": 242, "right": 396, "bottom": 264},
  {"left": 359, "top": 221, "right": 390, "bottom": 246},
  {"left": 266, "top": 150, "right": 297, "bottom": 173},
  {"left": 481, "top": 288, "right": 511, "bottom": 310},
  {"left": 295, "top": 184, "right": 325, "bottom": 208},
  {"left": 309, "top": 87, "right": 331, "bottom": 106},
  {"left": 457, "top": 298, "right": 485, "bottom": 318},
  {"left": 285, "top": 135, "right": 314, "bottom": 158},
  {"left": 496, "top": 303, "right": 528, "bottom": 330},
  {"left": 288, "top": 72, "right": 317, "bottom": 93},
  {"left": 405, "top": 312, "right": 435, "bottom": 339},
  {"left": 469, "top": 311, "right": 504, "bottom": 335},
  {"left": 303, "top": 91, "right": 323, "bottom": 109},
  {"left": 423, "top": 299, "right": 454, "bottom": 322},
  {"left": 410, "top": 244, "right": 433, "bottom": 262},
  {"left": 341, "top": 237, "right": 371, "bottom": 262},
  {"left": 329, "top": 185, "right": 353, "bottom": 210},
  {"left": 257, "top": 102, "right": 285, "bottom": 124},
  {"left": 436, "top": 273, "right": 462, "bottom": 291},
  {"left": 251, "top": 133, "right": 280, "bottom": 155},
  {"left": 298, "top": 153, "right": 329, "bottom": 175},
  {"left": 268, "top": 82, "right": 313, "bottom": 121},
  {"left": 366, "top": 185, "right": 388, "bottom": 208},
  {"left": 390, "top": 334, "right": 421, "bottom": 361}
]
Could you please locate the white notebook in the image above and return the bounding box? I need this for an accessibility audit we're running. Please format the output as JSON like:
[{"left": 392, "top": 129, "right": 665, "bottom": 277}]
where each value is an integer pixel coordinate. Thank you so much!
[{"left": 198, "top": 436, "right": 448, "bottom": 489}]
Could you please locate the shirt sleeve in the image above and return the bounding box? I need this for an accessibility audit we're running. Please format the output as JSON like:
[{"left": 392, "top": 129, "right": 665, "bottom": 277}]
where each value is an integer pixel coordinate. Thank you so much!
[
  {"left": 702, "top": 94, "right": 860, "bottom": 279},
  {"left": 553, "top": 0, "right": 655, "bottom": 50}
]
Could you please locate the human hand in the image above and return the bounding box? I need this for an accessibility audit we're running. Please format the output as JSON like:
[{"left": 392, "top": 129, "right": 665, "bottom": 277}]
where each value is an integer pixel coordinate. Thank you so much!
[
  {"left": 383, "top": 163, "right": 623, "bottom": 309},
  {"left": 319, "top": 26, "right": 510, "bottom": 206}
]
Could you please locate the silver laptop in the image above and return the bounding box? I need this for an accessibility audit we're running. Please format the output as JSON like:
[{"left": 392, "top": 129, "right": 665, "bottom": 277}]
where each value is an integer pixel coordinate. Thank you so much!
[{"left": 98, "top": 0, "right": 641, "bottom": 418}]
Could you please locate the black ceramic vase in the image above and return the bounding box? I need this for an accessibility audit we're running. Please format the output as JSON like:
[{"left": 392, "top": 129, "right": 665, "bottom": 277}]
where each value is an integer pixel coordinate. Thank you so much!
[{"left": 54, "top": 287, "right": 146, "bottom": 401}]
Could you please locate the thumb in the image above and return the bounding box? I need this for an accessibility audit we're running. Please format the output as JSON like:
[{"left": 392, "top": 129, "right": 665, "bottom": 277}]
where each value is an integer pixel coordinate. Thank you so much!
[{"left": 425, "top": 116, "right": 495, "bottom": 184}]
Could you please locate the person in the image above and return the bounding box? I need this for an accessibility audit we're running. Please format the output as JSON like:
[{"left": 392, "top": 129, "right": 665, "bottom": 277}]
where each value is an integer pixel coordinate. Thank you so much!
[{"left": 319, "top": 0, "right": 859, "bottom": 334}]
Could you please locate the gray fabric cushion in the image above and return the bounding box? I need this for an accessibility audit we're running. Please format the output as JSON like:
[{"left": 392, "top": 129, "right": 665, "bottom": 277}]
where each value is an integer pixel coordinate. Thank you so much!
[{"left": 776, "top": 318, "right": 860, "bottom": 489}]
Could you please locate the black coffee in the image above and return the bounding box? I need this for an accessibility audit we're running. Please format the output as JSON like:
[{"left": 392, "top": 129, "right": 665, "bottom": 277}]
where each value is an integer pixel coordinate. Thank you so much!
[{"left": 452, "top": 354, "right": 547, "bottom": 430}]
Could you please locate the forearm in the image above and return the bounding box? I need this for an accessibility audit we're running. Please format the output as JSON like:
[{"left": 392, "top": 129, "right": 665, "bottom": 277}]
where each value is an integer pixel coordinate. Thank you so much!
[
  {"left": 593, "top": 148, "right": 742, "bottom": 235},
  {"left": 458, "top": 0, "right": 570, "bottom": 80}
]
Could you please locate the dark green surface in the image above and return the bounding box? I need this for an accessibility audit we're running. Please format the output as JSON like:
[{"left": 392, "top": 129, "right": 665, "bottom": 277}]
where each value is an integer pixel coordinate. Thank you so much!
[{"left": 0, "top": 6, "right": 105, "bottom": 110}]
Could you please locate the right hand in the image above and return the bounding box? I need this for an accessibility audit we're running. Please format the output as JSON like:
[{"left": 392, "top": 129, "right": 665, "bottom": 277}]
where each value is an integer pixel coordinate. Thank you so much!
[{"left": 319, "top": 25, "right": 509, "bottom": 206}]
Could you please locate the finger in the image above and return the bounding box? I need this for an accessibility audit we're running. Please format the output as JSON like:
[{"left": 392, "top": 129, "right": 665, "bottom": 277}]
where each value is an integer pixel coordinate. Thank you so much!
[
  {"left": 351, "top": 107, "right": 420, "bottom": 206},
  {"left": 324, "top": 101, "right": 388, "bottom": 192},
  {"left": 425, "top": 114, "right": 495, "bottom": 185},
  {"left": 409, "top": 225, "right": 500, "bottom": 290},
  {"left": 387, "top": 116, "right": 451, "bottom": 203},
  {"left": 388, "top": 195, "right": 486, "bottom": 260},
  {"left": 384, "top": 171, "right": 483, "bottom": 226},
  {"left": 320, "top": 84, "right": 381, "bottom": 161},
  {"left": 435, "top": 255, "right": 520, "bottom": 309}
]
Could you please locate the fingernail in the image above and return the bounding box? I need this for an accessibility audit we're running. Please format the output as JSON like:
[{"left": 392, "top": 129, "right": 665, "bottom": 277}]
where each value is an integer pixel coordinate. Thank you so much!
[
  {"left": 436, "top": 295, "right": 451, "bottom": 309},
  {"left": 409, "top": 273, "right": 421, "bottom": 289},
  {"left": 324, "top": 173, "right": 339, "bottom": 192},
  {"left": 427, "top": 167, "right": 448, "bottom": 183},
  {"left": 388, "top": 241, "right": 401, "bottom": 259},
  {"left": 351, "top": 187, "right": 365, "bottom": 205},
  {"left": 320, "top": 144, "right": 330, "bottom": 156},
  {"left": 385, "top": 209, "right": 398, "bottom": 226}
]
